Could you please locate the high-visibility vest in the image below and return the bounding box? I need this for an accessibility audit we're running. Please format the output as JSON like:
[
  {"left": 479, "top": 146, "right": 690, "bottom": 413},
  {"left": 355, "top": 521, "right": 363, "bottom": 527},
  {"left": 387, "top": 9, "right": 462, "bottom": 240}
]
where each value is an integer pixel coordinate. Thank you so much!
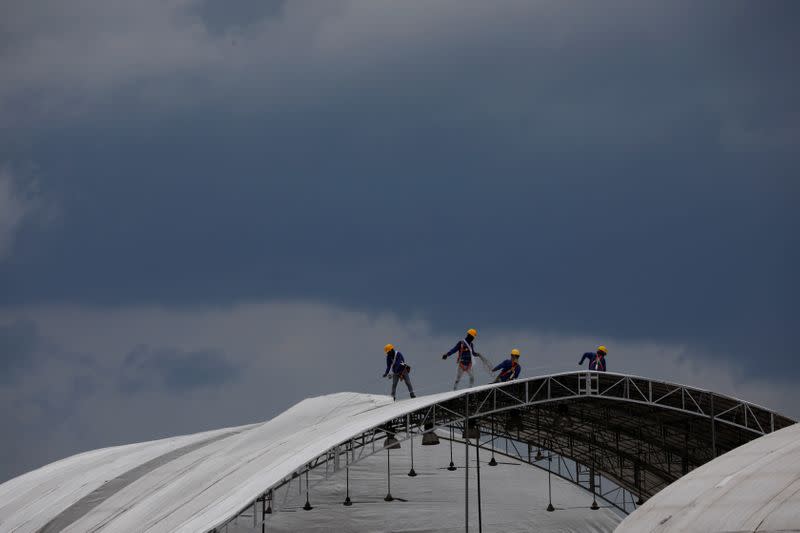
[
  {"left": 593, "top": 353, "right": 605, "bottom": 370},
  {"left": 500, "top": 361, "right": 518, "bottom": 380},
  {"left": 458, "top": 339, "right": 474, "bottom": 368}
]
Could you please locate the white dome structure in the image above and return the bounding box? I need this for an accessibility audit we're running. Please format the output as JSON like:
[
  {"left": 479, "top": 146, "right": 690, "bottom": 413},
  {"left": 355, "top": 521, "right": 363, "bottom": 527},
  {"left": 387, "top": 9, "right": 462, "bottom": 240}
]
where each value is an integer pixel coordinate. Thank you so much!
[
  {"left": 0, "top": 372, "right": 792, "bottom": 533},
  {"left": 615, "top": 422, "right": 800, "bottom": 533}
]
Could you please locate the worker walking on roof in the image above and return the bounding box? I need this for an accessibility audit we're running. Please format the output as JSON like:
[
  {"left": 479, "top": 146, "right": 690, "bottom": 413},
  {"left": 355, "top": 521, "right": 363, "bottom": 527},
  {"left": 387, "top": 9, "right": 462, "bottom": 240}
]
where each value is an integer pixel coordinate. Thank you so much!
[
  {"left": 493, "top": 349, "right": 522, "bottom": 382},
  {"left": 579, "top": 345, "right": 608, "bottom": 371},
  {"left": 442, "top": 328, "right": 485, "bottom": 390},
  {"left": 383, "top": 344, "right": 416, "bottom": 401}
]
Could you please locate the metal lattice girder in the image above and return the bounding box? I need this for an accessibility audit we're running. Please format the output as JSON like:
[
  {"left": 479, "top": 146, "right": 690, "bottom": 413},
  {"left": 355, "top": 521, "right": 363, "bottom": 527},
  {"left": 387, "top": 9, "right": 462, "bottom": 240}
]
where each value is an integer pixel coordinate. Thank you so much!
[{"left": 219, "top": 371, "right": 795, "bottom": 531}]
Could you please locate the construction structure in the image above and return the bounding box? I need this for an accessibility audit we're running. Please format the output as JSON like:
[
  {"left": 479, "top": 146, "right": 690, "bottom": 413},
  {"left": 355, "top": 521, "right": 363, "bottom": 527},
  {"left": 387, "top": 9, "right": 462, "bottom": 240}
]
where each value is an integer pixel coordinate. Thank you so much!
[
  {"left": 615, "top": 420, "right": 800, "bottom": 532},
  {"left": 0, "top": 371, "right": 794, "bottom": 532}
]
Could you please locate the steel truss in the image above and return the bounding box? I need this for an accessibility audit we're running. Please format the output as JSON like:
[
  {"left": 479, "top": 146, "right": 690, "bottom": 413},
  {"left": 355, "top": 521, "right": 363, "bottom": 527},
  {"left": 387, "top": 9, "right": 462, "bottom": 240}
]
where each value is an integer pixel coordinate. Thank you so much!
[{"left": 213, "top": 371, "right": 794, "bottom": 532}]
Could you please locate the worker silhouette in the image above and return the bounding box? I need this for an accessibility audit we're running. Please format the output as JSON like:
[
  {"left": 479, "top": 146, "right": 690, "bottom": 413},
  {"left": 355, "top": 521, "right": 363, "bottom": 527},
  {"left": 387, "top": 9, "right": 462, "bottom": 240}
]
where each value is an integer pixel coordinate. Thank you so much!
[
  {"left": 383, "top": 344, "right": 416, "bottom": 400},
  {"left": 442, "top": 328, "right": 486, "bottom": 390},
  {"left": 579, "top": 345, "right": 608, "bottom": 371},
  {"left": 492, "top": 349, "right": 522, "bottom": 382}
]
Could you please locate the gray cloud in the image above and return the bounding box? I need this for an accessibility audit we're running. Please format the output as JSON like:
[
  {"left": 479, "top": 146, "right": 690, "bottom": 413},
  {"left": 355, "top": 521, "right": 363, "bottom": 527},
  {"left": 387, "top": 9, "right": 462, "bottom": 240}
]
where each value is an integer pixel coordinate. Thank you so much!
[
  {"left": 0, "top": 319, "right": 40, "bottom": 383},
  {"left": 0, "top": 303, "right": 797, "bottom": 485},
  {"left": 0, "top": 1, "right": 797, "bottom": 379},
  {"left": 0, "top": 0, "right": 797, "bottom": 482},
  {"left": 192, "top": 0, "right": 288, "bottom": 35},
  {"left": 0, "top": 170, "right": 40, "bottom": 261},
  {"left": 0, "top": 313, "right": 246, "bottom": 482},
  {"left": 1, "top": 1, "right": 797, "bottom": 143},
  {"left": 120, "top": 344, "right": 241, "bottom": 393}
]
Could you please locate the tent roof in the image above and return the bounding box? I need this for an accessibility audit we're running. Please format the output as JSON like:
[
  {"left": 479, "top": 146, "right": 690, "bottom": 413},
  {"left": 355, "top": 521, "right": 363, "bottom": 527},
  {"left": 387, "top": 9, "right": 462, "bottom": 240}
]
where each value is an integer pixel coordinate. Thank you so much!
[
  {"left": 615, "top": 421, "right": 800, "bottom": 533},
  {"left": 0, "top": 390, "right": 464, "bottom": 532},
  {"left": 1, "top": 372, "right": 792, "bottom": 533}
]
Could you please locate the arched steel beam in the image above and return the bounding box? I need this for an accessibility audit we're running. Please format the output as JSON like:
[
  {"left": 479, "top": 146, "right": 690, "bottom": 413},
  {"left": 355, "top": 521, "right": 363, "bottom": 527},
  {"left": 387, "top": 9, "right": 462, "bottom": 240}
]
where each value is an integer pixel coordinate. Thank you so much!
[{"left": 212, "top": 371, "right": 794, "bottom": 532}]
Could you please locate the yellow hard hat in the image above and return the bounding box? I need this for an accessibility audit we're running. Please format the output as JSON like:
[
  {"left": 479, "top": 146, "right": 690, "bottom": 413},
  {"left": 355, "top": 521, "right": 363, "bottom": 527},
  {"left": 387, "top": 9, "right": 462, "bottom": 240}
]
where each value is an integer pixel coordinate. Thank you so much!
[
  {"left": 597, "top": 345, "right": 608, "bottom": 354},
  {"left": 384, "top": 344, "right": 394, "bottom": 354},
  {"left": 467, "top": 328, "right": 478, "bottom": 338},
  {"left": 510, "top": 349, "right": 521, "bottom": 357}
]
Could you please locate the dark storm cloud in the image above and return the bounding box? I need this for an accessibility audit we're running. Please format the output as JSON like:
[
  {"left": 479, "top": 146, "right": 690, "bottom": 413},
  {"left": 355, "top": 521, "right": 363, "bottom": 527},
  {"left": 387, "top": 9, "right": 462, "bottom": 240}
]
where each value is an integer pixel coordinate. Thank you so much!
[
  {"left": 0, "top": 1, "right": 798, "bottom": 379},
  {"left": 0, "top": 312, "right": 246, "bottom": 481},
  {"left": 191, "top": 0, "right": 288, "bottom": 35},
  {"left": 0, "top": 319, "right": 40, "bottom": 384},
  {"left": 120, "top": 345, "right": 241, "bottom": 393}
]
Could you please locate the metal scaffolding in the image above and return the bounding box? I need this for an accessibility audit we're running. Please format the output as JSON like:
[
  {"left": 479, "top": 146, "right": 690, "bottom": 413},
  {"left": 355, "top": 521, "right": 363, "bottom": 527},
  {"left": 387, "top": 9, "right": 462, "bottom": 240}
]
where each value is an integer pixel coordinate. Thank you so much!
[{"left": 213, "top": 371, "right": 794, "bottom": 533}]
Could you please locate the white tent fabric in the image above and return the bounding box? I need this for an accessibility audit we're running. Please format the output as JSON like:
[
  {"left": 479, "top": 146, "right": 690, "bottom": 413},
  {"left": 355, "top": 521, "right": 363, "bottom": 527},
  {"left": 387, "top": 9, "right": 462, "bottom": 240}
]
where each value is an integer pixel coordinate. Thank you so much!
[
  {"left": 0, "top": 384, "right": 618, "bottom": 533},
  {"left": 615, "top": 422, "right": 800, "bottom": 533}
]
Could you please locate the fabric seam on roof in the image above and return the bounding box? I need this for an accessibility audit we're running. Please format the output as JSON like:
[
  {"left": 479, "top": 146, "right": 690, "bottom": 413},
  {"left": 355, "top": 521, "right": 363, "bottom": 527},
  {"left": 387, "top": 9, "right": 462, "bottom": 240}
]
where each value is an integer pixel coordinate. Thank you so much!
[{"left": 36, "top": 429, "right": 245, "bottom": 533}]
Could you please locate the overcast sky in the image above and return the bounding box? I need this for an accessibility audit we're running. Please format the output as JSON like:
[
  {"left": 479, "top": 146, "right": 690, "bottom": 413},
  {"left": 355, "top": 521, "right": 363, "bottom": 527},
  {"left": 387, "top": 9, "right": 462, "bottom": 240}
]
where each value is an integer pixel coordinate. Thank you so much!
[{"left": 1, "top": 0, "right": 798, "bottom": 483}]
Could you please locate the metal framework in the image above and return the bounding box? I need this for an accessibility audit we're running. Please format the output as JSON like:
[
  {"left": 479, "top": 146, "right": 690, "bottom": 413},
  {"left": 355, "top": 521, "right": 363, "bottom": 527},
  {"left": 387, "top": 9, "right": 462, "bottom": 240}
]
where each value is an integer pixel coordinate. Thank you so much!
[{"left": 212, "top": 371, "right": 795, "bottom": 532}]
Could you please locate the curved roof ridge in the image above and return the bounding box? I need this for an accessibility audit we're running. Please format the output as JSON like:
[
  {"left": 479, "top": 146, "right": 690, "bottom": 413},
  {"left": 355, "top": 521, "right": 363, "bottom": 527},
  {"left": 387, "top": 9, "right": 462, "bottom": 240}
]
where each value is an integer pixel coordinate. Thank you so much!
[{"left": 0, "top": 372, "right": 793, "bottom": 533}]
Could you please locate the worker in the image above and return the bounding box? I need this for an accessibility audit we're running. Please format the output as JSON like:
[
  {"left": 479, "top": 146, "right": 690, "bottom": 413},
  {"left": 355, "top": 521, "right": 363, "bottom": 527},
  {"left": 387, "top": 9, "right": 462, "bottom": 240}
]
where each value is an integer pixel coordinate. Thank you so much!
[
  {"left": 579, "top": 345, "right": 608, "bottom": 371},
  {"left": 383, "top": 344, "right": 416, "bottom": 401},
  {"left": 442, "top": 328, "right": 484, "bottom": 390},
  {"left": 492, "top": 348, "right": 522, "bottom": 382}
]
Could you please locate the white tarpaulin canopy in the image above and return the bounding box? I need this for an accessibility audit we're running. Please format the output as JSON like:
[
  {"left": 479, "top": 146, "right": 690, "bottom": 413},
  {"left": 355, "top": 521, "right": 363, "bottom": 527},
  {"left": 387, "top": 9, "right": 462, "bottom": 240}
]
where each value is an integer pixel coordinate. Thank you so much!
[
  {"left": 0, "top": 386, "right": 620, "bottom": 533},
  {"left": 615, "top": 422, "right": 800, "bottom": 533},
  {"left": 3, "top": 372, "right": 794, "bottom": 533}
]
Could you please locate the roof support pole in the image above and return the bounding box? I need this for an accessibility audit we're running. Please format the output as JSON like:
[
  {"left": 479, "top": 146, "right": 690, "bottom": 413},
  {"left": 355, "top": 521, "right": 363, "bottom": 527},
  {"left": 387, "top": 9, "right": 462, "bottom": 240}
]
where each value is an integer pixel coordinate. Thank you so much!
[
  {"left": 535, "top": 407, "right": 543, "bottom": 461},
  {"left": 488, "top": 416, "right": 497, "bottom": 466},
  {"left": 476, "top": 431, "right": 483, "bottom": 533},
  {"left": 303, "top": 468, "right": 313, "bottom": 511},
  {"left": 710, "top": 394, "right": 717, "bottom": 459},
  {"left": 408, "top": 414, "right": 417, "bottom": 477},
  {"left": 465, "top": 394, "right": 470, "bottom": 533},
  {"left": 682, "top": 425, "right": 689, "bottom": 475},
  {"left": 546, "top": 438, "right": 555, "bottom": 512},
  {"left": 343, "top": 442, "right": 353, "bottom": 506},
  {"left": 635, "top": 462, "right": 644, "bottom": 505},
  {"left": 465, "top": 435, "right": 470, "bottom": 533},
  {"left": 489, "top": 392, "right": 498, "bottom": 466},
  {"left": 261, "top": 491, "right": 270, "bottom": 533},
  {"left": 343, "top": 465, "right": 353, "bottom": 506},
  {"left": 384, "top": 448, "right": 394, "bottom": 502},
  {"left": 448, "top": 424, "right": 457, "bottom": 470},
  {"left": 590, "top": 426, "right": 599, "bottom": 510}
]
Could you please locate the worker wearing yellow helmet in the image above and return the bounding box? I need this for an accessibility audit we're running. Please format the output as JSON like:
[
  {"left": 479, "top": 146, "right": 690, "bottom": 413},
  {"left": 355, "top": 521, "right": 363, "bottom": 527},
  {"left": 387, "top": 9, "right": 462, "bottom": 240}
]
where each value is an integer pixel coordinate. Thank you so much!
[
  {"left": 442, "top": 328, "right": 489, "bottom": 390},
  {"left": 492, "top": 348, "right": 522, "bottom": 383},
  {"left": 382, "top": 344, "right": 416, "bottom": 401},
  {"left": 578, "top": 345, "right": 608, "bottom": 371}
]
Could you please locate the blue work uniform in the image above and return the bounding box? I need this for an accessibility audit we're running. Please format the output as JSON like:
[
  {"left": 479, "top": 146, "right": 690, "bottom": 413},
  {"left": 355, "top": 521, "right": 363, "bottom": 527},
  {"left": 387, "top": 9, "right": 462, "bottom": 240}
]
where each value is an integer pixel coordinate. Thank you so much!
[
  {"left": 384, "top": 350, "right": 415, "bottom": 400},
  {"left": 492, "top": 359, "right": 521, "bottom": 382},
  {"left": 579, "top": 352, "right": 607, "bottom": 371},
  {"left": 444, "top": 339, "right": 475, "bottom": 369},
  {"left": 384, "top": 351, "right": 408, "bottom": 376}
]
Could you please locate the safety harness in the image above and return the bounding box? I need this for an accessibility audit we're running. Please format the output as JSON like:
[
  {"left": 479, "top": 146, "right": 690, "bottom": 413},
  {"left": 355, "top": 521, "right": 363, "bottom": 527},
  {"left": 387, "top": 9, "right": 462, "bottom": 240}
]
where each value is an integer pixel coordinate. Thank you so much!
[
  {"left": 389, "top": 351, "right": 410, "bottom": 380},
  {"left": 593, "top": 352, "right": 605, "bottom": 371},
  {"left": 457, "top": 339, "right": 474, "bottom": 370},
  {"left": 499, "top": 360, "right": 518, "bottom": 381}
]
